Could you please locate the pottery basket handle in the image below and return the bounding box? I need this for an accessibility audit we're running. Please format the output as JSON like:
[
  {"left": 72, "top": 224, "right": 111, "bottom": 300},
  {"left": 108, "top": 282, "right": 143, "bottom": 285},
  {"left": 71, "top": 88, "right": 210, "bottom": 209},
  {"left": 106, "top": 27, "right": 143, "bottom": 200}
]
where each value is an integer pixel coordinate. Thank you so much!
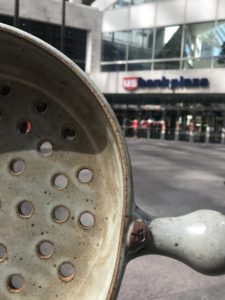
[{"left": 129, "top": 209, "right": 225, "bottom": 275}]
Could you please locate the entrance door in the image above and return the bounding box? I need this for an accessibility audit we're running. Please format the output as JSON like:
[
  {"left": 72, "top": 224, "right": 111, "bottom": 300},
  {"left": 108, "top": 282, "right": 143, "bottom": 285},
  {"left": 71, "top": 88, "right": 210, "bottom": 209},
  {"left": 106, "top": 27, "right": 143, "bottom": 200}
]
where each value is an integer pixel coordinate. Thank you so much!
[
  {"left": 165, "top": 110, "right": 176, "bottom": 140},
  {"left": 193, "top": 113, "right": 207, "bottom": 143},
  {"left": 209, "top": 111, "right": 223, "bottom": 143},
  {"left": 179, "top": 110, "right": 191, "bottom": 141},
  {"left": 150, "top": 110, "right": 162, "bottom": 139}
]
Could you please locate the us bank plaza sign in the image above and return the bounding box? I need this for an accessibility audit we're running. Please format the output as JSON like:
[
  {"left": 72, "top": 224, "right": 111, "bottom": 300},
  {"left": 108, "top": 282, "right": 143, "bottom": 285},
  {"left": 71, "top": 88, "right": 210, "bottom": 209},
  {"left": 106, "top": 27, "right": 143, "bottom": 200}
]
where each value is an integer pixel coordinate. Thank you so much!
[{"left": 123, "top": 76, "right": 209, "bottom": 91}]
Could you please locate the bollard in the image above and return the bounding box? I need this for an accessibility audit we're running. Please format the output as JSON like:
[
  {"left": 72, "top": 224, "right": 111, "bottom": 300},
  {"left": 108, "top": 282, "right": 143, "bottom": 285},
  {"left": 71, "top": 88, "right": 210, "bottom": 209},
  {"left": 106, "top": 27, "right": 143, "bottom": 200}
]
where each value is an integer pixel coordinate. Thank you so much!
[
  {"left": 175, "top": 121, "right": 180, "bottom": 141},
  {"left": 221, "top": 128, "right": 225, "bottom": 144},
  {"left": 205, "top": 126, "right": 210, "bottom": 144},
  {"left": 132, "top": 119, "right": 138, "bottom": 138},
  {"left": 147, "top": 126, "right": 150, "bottom": 139},
  {"left": 160, "top": 120, "right": 165, "bottom": 140},
  {"left": 189, "top": 122, "right": 194, "bottom": 143}
]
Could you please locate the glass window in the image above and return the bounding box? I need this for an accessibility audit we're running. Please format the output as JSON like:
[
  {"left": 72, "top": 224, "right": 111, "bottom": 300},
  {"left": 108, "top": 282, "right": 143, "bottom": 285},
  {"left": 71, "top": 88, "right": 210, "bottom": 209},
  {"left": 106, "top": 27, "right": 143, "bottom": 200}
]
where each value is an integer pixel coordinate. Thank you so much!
[
  {"left": 101, "top": 32, "right": 115, "bottom": 61},
  {"left": 131, "top": 0, "right": 155, "bottom": 5},
  {"left": 128, "top": 62, "right": 151, "bottom": 70},
  {"left": 0, "top": 15, "right": 87, "bottom": 71},
  {"left": 128, "top": 29, "right": 153, "bottom": 60},
  {"left": 101, "top": 64, "right": 126, "bottom": 72},
  {"left": 184, "top": 22, "right": 214, "bottom": 58},
  {"left": 155, "top": 25, "right": 182, "bottom": 59},
  {"left": 113, "top": 0, "right": 130, "bottom": 8},
  {"left": 154, "top": 61, "right": 180, "bottom": 70},
  {"left": 183, "top": 58, "right": 211, "bottom": 69},
  {"left": 0, "top": 14, "right": 13, "bottom": 26},
  {"left": 110, "top": 0, "right": 155, "bottom": 9},
  {"left": 20, "top": 20, "right": 61, "bottom": 50},
  {"left": 214, "top": 57, "right": 225, "bottom": 68},
  {"left": 102, "top": 31, "right": 128, "bottom": 61},
  {"left": 65, "top": 28, "right": 87, "bottom": 64},
  {"left": 213, "top": 20, "right": 225, "bottom": 67}
]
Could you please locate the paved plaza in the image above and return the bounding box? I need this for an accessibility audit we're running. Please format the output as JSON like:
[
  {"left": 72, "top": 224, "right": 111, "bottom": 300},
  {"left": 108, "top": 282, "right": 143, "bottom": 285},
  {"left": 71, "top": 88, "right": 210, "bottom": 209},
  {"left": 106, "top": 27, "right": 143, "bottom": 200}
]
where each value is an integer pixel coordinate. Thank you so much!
[{"left": 118, "top": 139, "right": 225, "bottom": 300}]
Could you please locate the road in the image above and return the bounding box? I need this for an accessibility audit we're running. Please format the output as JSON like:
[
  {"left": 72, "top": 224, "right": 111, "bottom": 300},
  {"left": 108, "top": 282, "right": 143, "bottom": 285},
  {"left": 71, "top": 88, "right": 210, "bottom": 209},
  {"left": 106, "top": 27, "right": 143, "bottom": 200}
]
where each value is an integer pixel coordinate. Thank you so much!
[{"left": 117, "top": 139, "right": 225, "bottom": 300}]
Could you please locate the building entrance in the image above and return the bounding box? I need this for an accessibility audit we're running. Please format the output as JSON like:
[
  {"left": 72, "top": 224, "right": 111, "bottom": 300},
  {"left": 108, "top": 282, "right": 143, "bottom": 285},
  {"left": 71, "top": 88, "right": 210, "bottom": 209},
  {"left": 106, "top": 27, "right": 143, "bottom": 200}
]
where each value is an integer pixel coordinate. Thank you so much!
[{"left": 107, "top": 94, "right": 225, "bottom": 144}]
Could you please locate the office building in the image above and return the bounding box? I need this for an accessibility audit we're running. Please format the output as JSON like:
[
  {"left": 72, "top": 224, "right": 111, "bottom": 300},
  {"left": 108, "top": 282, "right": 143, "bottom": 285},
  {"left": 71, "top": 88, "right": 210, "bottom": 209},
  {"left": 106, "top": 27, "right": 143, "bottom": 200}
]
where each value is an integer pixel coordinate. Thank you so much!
[
  {"left": 91, "top": 0, "right": 225, "bottom": 142},
  {"left": 1, "top": 0, "right": 225, "bottom": 142},
  {"left": 0, "top": 0, "right": 101, "bottom": 73}
]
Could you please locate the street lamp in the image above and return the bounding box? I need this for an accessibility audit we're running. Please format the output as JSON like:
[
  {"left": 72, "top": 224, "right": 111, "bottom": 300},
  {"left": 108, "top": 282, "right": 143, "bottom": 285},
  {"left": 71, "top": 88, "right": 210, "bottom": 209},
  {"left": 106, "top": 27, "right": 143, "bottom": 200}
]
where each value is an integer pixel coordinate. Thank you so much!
[
  {"left": 60, "top": 0, "right": 68, "bottom": 53},
  {"left": 14, "top": 0, "right": 20, "bottom": 28}
]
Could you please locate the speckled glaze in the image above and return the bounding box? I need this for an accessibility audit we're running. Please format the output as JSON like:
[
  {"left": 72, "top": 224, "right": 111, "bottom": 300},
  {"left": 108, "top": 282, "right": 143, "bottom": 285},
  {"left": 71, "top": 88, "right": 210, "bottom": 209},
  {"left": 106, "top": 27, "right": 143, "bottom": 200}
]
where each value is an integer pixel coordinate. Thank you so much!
[
  {"left": 128, "top": 208, "right": 225, "bottom": 276},
  {"left": 149, "top": 209, "right": 225, "bottom": 275}
]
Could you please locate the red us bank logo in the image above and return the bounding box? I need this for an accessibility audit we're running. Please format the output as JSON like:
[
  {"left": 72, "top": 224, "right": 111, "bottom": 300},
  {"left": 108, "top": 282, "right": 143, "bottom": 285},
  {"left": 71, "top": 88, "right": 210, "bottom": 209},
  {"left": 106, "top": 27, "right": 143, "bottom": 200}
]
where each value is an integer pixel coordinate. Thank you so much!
[{"left": 123, "top": 77, "right": 138, "bottom": 91}]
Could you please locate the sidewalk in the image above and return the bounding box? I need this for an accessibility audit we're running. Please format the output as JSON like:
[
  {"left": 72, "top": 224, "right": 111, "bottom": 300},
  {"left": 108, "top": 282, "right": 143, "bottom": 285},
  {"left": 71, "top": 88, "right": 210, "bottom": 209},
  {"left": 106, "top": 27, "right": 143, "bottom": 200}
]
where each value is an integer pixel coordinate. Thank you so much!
[{"left": 118, "top": 139, "right": 225, "bottom": 300}]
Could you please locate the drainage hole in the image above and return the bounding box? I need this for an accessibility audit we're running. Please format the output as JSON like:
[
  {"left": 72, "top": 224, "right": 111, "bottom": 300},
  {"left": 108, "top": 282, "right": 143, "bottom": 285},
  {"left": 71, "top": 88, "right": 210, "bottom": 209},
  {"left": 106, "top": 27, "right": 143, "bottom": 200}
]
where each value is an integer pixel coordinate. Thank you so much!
[
  {"left": 1, "top": 86, "right": 11, "bottom": 96},
  {"left": 7, "top": 274, "right": 25, "bottom": 293},
  {"left": 79, "top": 212, "right": 95, "bottom": 229},
  {"left": 37, "top": 241, "right": 54, "bottom": 259},
  {"left": 33, "top": 101, "right": 48, "bottom": 114},
  {"left": 52, "top": 174, "right": 68, "bottom": 189},
  {"left": 78, "top": 168, "right": 93, "bottom": 183},
  {"left": 17, "top": 119, "right": 32, "bottom": 134},
  {"left": 52, "top": 206, "right": 69, "bottom": 223},
  {"left": 62, "top": 126, "right": 76, "bottom": 141},
  {"left": 17, "top": 200, "right": 33, "bottom": 218},
  {"left": 58, "top": 262, "right": 75, "bottom": 282},
  {"left": 0, "top": 244, "right": 7, "bottom": 262},
  {"left": 39, "top": 141, "right": 53, "bottom": 156},
  {"left": 9, "top": 159, "right": 25, "bottom": 175}
]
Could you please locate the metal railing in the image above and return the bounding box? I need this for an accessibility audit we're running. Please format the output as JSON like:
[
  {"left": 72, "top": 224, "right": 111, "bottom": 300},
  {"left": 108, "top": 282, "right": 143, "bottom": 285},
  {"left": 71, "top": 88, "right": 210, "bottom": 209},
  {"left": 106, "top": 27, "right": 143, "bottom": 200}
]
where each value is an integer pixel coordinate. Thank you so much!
[{"left": 122, "top": 125, "right": 224, "bottom": 144}]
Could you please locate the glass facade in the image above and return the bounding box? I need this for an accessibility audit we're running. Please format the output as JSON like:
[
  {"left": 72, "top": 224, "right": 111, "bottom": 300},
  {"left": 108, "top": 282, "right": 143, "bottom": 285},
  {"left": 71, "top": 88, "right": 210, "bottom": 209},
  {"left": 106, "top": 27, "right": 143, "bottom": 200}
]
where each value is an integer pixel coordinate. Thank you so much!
[
  {"left": 0, "top": 15, "right": 87, "bottom": 70},
  {"left": 107, "top": 93, "right": 225, "bottom": 144},
  {"left": 127, "top": 62, "right": 151, "bottom": 70},
  {"left": 101, "top": 63, "right": 126, "bottom": 71},
  {"left": 184, "top": 22, "right": 214, "bottom": 58},
  {"left": 154, "top": 61, "right": 180, "bottom": 70},
  {"left": 214, "top": 20, "right": 225, "bottom": 67},
  {"left": 102, "top": 31, "right": 128, "bottom": 61},
  {"left": 155, "top": 25, "right": 182, "bottom": 59},
  {"left": 101, "top": 20, "right": 225, "bottom": 72},
  {"left": 128, "top": 29, "right": 154, "bottom": 60},
  {"left": 183, "top": 58, "right": 211, "bottom": 69},
  {"left": 111, "top": 0, "right": 155, "bottom": 9}
]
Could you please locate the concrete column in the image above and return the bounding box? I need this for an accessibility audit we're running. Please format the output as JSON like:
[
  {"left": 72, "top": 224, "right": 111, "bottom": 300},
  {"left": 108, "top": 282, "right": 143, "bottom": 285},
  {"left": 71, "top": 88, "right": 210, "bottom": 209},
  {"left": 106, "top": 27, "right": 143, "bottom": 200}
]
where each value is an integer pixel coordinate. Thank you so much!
[
  {"left": 85, "top": 24, "right": 102, "bottom": 73},
  {"left": 205, "top": 125, "right": 210, "bottom": 144}
]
